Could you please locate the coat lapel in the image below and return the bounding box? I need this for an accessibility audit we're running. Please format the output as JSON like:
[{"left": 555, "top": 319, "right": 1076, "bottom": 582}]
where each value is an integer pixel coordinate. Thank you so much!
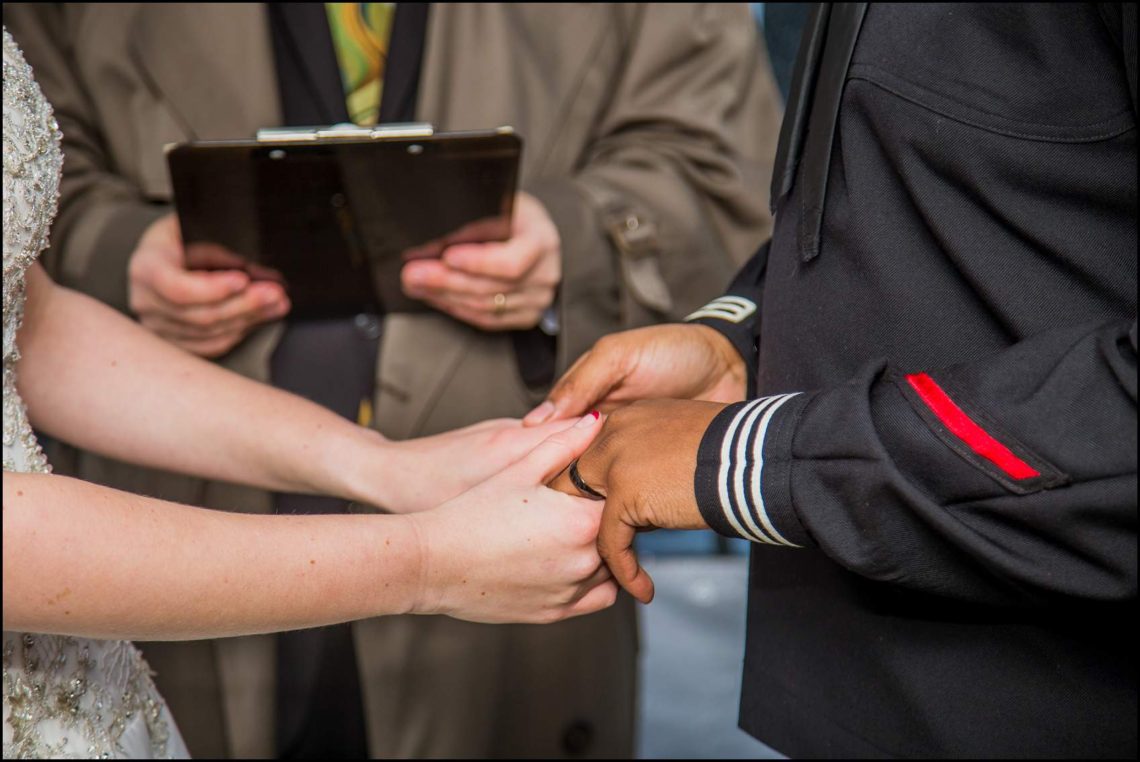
[
  {"left": 770, "top": 3, "right": 832, "bottom": 214},
  {"left": 129, "top": 3, "right": 281, "bottom": 140},
  {"left": 271, "top": 3, "right": 349, "bottom": 125},
  {"left": 796, "top": 2, "right": 868, "bottom": 262},
  {"left": 417, "top": 3, "right": 613, "bottom": 178}
]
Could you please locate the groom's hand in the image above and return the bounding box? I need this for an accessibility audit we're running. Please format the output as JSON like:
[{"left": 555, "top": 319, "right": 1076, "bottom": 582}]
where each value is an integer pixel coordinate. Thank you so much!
[{"left": 548, "top": 399, "right": 726, "bottom": 603}]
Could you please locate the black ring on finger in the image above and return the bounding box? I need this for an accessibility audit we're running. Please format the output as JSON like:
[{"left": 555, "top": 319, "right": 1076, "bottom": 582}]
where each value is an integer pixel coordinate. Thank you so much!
[{"left": 569, "top": 459, "right": 606, "bottom": 500}]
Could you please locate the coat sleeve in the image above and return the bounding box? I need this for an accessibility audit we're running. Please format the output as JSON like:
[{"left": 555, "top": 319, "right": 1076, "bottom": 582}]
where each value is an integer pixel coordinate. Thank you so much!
[
  {"left": 693, "top": 316, "right": 1138, "bottom": 607},
  {"left": 5, "top": 4, "right": 171, "bottom": 314},
  {"left": 524, "top": 3, "right": 783, "bottom": 370}
]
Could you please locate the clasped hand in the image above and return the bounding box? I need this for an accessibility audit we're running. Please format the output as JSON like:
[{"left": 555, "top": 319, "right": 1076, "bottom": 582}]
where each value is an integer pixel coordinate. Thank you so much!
[
  {"left": 548, "top": 400, "right": 726, "bottom": 604},
  {"left": 534, "top": 323, "right": 750, "bottom": 604}
]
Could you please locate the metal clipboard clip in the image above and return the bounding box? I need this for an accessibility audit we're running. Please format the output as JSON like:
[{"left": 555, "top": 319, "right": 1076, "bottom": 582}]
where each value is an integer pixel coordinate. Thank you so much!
[{"left": 255, "top": 122, "right": 436, "bottom": 143}]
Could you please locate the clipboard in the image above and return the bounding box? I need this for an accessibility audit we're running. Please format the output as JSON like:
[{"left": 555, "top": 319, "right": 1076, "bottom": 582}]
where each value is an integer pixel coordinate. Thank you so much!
[{"left": 166, "top": 124, "right": 521, "bottom": 317}]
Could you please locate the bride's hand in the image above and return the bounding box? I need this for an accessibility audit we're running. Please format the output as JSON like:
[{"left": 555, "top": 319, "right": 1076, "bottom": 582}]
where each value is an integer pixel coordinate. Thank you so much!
[
  {"left": 405, "top": 411, "right": 617, "bottom": 624},
  {"left": 359, "top": 417, "right": 585, "bottom": 513}
]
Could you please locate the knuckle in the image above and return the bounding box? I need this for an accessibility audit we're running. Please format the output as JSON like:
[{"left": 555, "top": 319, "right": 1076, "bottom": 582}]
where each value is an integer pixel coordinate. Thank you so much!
[
  {"left": 607, "top": 404, "right": 632, "bottom": 423},
  {"left": 568, "top": 550, "right": 600, "bottom": 580},
  {"left": 182, "top": 310, "right": 217, "bottom": 328},
  {"left": 538, "top": 436, "right": 577, "bottom": 464},
  {"left": 595, "top": 518, "right": 627, "bottom": 556},
  {"left": 485, "top": 427, "right": 510, "bottom": 448},
  {"left": 200, "top": 336, "right": 238, "bottom": 358},
  {"left": 594, "top": 334, "right": 618, "bottom": 355},
  {"left": 138, "top": 316, "right": 162, "bottom": 333},
  {"left": 569, "top": 507, "right": 601, "bottom": 545},
  {"left": 595, "top": 532, "right": 618, "bottom": 561},
  {"left": 554, "top": 375, "right": 578, "bottom": 397},
  {"left": 163, "top": 284, "right": 194, "bottom": 306},
  {"left": 593, "top": 582, "right": 618, "bottom": 611},
  {"left": 628, "top": 398, "right": 659, "bottom": 413},
  {"left": 499, "top": 260, "right": 527, "bottom": 280}
]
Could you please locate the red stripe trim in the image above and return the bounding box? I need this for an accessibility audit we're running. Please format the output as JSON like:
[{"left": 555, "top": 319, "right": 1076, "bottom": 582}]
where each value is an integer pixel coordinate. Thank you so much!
[{"left": 905, "top": 373, "right": 1040, "bottom": 480}]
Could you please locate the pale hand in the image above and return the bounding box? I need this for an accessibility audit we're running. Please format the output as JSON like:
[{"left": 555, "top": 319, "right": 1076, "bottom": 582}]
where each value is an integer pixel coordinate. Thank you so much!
[
  {"left": 128, "top": 213, "right": 291, "bottom": 357},
  {"left": 408, "top": 412, "right": 617, "bottom": 624},
  {"left": 548, "top": 399, "right": 727, "bottom": 604},
  {"left": 400, "top": 192, "right": 561, "bottom": 331},
  {"left": 525, "top": 323, "right": 748, "bottom": 425},
  {"left": 367, "top": 416, "right": 595, "bottom": 513}
]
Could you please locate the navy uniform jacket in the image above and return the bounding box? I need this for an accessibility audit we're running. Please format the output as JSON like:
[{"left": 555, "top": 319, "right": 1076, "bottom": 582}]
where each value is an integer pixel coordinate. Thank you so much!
[{"left": 690, "top": 3, "right": 1137, "bottom": 757}]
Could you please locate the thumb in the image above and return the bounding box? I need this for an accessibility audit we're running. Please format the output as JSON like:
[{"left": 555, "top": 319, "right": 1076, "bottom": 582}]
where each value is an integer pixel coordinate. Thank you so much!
[
  {"left": 511, "top": 411, "right": 602, "bottom": 484},
  {"left": 597, "top": 497, "right": 655, "bottom": 604}
]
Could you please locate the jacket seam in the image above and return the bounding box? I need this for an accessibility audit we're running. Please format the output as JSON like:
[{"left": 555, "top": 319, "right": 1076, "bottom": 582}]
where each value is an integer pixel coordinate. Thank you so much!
[{"left": 848, "top": 64, "right": 1135, "bottom": 143}]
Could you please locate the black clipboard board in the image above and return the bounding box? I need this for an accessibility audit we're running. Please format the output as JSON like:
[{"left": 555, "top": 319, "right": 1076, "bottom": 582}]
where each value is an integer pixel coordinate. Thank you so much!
[{"left": 166, "top": 124, "right": 521, "bottom": 317}]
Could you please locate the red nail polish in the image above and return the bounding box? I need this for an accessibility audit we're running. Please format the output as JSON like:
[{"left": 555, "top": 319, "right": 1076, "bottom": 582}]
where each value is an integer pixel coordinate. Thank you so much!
[{"left": 590, "top": 410, "right": 600, "bottom": 420}]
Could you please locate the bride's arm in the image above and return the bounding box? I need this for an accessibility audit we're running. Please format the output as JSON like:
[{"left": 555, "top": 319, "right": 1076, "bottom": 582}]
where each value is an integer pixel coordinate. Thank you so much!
[
  {"left": 3, "top": 415, "right": 615, "bottom": 639},
  {"left": 3, "top": 471, "right": 418, "bottom": 639},
  {"left": 15, "top": 264, "right": 560, "bottom": 510}
]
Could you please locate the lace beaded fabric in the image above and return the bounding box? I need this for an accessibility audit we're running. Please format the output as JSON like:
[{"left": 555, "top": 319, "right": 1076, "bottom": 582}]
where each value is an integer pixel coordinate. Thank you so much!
[{"left": 2, "top": 28, "right": 186, "bottom": 759}]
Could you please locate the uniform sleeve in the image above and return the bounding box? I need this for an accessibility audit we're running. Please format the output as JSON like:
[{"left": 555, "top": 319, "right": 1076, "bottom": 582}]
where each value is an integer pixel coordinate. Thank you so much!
[
  {"left": 683, "top": 241, "right": 768, "bottom": 397},
  {"left": 694, "top": 317, "right": 1138, "bottom": 607}
]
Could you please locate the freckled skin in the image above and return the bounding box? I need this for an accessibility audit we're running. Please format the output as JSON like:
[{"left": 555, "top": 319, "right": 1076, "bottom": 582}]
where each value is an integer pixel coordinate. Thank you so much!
[{"left": 309, "top": 559, "right": 316, "bottom": 566}]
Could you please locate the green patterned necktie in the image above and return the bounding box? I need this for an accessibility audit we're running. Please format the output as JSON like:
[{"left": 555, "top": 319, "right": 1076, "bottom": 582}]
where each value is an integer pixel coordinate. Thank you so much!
[{"left": 325, "top": 3, "right": 396, "bottom": 127}]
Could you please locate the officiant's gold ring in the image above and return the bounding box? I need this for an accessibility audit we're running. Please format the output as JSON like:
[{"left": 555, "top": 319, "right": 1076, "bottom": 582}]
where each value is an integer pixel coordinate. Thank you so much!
[{"left": 493, "top": 292, "right": 508, "bottom": 315}]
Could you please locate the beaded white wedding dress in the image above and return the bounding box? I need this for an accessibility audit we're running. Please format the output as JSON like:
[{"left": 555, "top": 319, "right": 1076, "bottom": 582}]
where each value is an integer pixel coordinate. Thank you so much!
[{"left": 2, "top": 29, "right": 188, "bottom": 759}]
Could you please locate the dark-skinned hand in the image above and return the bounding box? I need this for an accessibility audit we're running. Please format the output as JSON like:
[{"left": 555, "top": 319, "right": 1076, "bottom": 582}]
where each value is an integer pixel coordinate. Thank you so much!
[
  {"left": 548, "top": 398, "right": 728, "bottom": 604},
  {"left": 525, "top": 323, "right": 747, "bottom": 425}
]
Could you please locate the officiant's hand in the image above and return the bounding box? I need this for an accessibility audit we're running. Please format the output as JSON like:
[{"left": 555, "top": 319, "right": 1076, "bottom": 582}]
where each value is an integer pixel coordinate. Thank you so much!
[
  {"left": 128, "top": 213, "right": 291, "bottom": 357},
  {"left": 400, "top": 192, "right": 561, "bottom": 331},
  {"left": 549, "top": 399, "right": 726, "bottom": 604},
  {"left": 408, "top": 411, "right": 617, "bottom": 624}
]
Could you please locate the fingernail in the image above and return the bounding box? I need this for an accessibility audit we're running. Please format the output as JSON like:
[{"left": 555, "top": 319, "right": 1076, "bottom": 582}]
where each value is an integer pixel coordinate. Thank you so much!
[
  {"left": 527, "top": 401, "right": 555, "bottom": 424},
  {"left": 574, "top": 411, "right": 599, "bottom": 429}
]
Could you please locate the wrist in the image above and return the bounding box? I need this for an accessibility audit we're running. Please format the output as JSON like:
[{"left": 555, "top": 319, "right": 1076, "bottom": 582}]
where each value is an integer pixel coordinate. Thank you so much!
[
  {"left": 695, "top": 324, "right": 749, "bottom": 402},
  {"left": 354, "top": 513, "right": 428, "bottom": 618},
  {"left": 329, "top": 425, "right": 404, "bottom": 511},
  {"left": 403, "top": 511, "right": 441, "bottom": 616}
]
